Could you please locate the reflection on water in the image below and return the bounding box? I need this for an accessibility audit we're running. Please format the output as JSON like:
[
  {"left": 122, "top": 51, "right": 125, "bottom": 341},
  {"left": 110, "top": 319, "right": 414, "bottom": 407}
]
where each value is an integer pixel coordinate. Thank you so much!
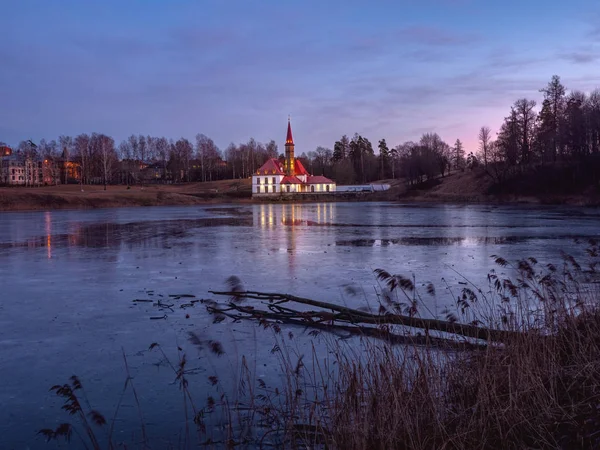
[
  {"left": 0, "top": 215, "right": 253, "bottom": 251},
  {"left": 253, "top": 203, "right": 337, "bottom": 274},
  {"left": 335, "top": 236, "right": 589, "bottom": 247},
  {"left": 44, "top": 211, "right": 52, "bottom": 259},
  {"left": 254, "top": 203, "right": 337, "bottom": 229},
  {"left": 1, "top": 203, "right": 600, "bottom": 449}
]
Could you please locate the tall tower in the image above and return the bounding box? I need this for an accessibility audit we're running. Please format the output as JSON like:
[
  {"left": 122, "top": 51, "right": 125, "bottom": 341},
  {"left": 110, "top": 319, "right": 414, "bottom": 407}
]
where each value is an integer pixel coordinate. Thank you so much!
[{"left": 285, "top": 116, "right": 295, "bottom": 176}]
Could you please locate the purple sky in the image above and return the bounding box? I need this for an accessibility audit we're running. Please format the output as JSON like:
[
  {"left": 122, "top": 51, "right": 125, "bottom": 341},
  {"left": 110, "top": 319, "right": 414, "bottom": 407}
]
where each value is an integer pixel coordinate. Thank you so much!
[{"left": 1, "top": 0, "right": 600, "bottom": 154}]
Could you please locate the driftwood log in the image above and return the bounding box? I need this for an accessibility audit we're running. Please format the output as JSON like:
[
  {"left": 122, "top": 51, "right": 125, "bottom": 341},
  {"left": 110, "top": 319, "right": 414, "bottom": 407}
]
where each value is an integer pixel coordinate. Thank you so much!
[{"left": 207, "top": 290, "right": 520, "bottom": 347}]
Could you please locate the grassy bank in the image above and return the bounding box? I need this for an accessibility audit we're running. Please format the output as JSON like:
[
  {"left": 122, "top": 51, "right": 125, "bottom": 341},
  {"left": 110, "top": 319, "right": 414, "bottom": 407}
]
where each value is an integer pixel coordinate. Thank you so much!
[
  {"left": 2, "top": 166, "right": 599, "bottom": 212},
  {"left": 397, "top": 166, "right": 600, "bottom": 206},
  {"left": 40, "top": 243, "right": 600, "bottom": 449},
  {"left": 0, "top": 180, "right": 253, "bottom": 212}
]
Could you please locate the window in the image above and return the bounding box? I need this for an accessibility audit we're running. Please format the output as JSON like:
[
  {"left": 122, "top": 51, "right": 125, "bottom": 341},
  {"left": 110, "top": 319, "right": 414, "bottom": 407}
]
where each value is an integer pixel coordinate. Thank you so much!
[
  {"left": 311, "top": 185, "right": 315, "bottom": 192},
  {"left": 286, "top": 185, "right": 290, "bottom": 193},
  {"left": 326, "top": 185, "right": 330, "bottom": 192},
  {"left": 272, "top": 177, "right": 276, "bottom": 184}
]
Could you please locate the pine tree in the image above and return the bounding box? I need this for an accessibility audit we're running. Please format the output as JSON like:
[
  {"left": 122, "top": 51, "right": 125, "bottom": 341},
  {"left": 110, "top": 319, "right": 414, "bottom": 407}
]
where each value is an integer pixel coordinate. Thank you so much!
[
  {"left": 535, "top": 99, "right": 554, "bottom": 163},
  {"left": 333, "top": 135, "right": 349, "bottom": 162},
  {"left": 514, "top": 98, "right": 536, "bottom": 164},
  {"left": 453, "top": 139, "right": 465, "bottom": 170},
  {"left": 563, "top": 91, "right": 587, "bottom": 159},
  {"left": 378, "top": 138, "right": 390, "bottom": 179},
  {"left": 540, "top": 75, "right": 566, "bottom": 162},
  {"left": 497, "top": 108, "right": 520, "bottom": 166}
]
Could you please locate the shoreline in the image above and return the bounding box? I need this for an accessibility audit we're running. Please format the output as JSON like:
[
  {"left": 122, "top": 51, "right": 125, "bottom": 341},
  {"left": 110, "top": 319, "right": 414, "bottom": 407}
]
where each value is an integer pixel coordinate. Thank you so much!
[{"left": 1, "top": 186, "right": 598, "bottom": 213}]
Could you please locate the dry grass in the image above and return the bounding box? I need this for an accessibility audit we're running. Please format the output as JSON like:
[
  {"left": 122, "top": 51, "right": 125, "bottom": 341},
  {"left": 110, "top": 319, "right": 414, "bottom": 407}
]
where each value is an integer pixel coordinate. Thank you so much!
[
  {"left": 398, "top": 167, "right": 600, "bottom": 205},
  {"left": 0, "top": 180, "right": 253, "bottom": 211},
  {"left": 40, "top": 242, "right": 600, "bottom": 449}
]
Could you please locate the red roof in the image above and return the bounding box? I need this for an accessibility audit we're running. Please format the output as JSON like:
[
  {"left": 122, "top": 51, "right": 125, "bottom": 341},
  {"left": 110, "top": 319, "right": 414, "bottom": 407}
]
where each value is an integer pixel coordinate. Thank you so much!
[
  {"left": 256, "top": 158, "right": 284, "bottom": 175},
  {"left": 294, "top": 159, "right": 309, "bottom": 176},
  {"left": 286, "top": 119, "right": 294, "bottom": 145},
  {"left": 281, "top": 175, "right": 303, "bottom": 184},
  {"left": 307, "top": 175, "right": 333, "bottom": 184}
]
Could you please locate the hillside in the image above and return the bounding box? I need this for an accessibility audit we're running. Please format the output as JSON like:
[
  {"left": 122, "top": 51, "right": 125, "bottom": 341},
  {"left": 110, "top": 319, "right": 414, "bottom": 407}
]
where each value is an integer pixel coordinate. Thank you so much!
[{"left": 396, "top": 165, "right": 600, "bottom": 206}]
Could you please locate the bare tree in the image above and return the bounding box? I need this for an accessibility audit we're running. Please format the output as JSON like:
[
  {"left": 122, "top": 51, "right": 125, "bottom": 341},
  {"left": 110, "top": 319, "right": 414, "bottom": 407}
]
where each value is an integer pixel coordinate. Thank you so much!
[
  {"left": 478, "top": 126, "right": 491, "bottom": 169},
  {"left": 74, "top": 134, "right": 90, "bottom": 189},
  {"left": 224, "top": 143, "right": 238, "bottom": 179},
  {"left": 40, "top": 139, "right": 59, "bottom": 185},
  {"left": 98, "top": 135, "right": 116, "bottom": 190},
  {"left": 155, "top": 137, "right": 169, "bottom": 181},
  {"left": 58, "top": 135, "right": 73, "bottom": 184},
  {"left": 266, "top": 140, "right": 278, "bottom": 159},
  {"left": 196, "top": 133, "right": 220, "bottom": 182},
  {"left": 174, "top": 138, "right": 193, "bottom": 182}
]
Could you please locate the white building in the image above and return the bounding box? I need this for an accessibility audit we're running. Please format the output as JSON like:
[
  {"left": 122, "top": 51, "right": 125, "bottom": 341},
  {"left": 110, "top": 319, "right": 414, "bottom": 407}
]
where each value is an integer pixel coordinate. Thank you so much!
[
  {"left": 252, "top": 119, "right": 336, "bottom": 196},
  {"left": 0, "top": 148, "right": 44, "bottom": 186}
]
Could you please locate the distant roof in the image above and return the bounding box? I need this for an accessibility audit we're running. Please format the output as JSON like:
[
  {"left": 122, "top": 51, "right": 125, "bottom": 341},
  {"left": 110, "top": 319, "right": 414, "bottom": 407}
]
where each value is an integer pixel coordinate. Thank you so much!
[
  {"left": 307, "top": 175, "right": 334, "bottom": 184},
  {"left": 281, "top": 175, "right": 304, "bottom": 184},
  {"left": 256, "top": 158, "right": 285, "bottom": 175},
  {"left": 294, "top": 159, "right": 309, "bottom": 176}
]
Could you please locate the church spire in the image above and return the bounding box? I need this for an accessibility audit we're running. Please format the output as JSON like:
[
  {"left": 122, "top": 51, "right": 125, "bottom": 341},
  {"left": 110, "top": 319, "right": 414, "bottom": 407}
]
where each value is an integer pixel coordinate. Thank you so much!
[
  {"left": 285, "top": 116, "right": 295, "bottom": 176},
  {"left": 286, "top": 116, "right": 294, "bottom": 145}
]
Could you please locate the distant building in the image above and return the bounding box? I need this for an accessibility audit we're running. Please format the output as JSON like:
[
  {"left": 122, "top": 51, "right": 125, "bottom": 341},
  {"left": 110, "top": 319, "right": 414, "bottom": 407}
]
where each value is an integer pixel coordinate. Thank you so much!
[
  {"left": 0, "top": 146, "right": 81, "bottom": 186},
  {"left": 0, "top": 151, "right": 44, "bottom": 186},
  {"left": 252, "top": 119, "right": 336, "bottom": 196},
  {"left": 336, "top": 184, "right": 391, "bottom": 193}
]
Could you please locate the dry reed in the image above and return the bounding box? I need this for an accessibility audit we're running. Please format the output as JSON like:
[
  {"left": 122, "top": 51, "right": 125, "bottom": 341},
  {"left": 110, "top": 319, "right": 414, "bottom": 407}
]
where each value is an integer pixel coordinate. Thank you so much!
[{"left": 40, "top": 240, "right": 600, "bottom": 449}]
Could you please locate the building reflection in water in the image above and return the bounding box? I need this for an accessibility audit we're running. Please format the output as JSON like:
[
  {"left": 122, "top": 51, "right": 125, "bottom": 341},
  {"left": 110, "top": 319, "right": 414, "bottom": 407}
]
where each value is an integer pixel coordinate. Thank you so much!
[
  {"left": 254, "top": 203, "right": 337, "bottom": 274},
  {"left": 44, "top": 211, "right": 52, "bottom": 259}
]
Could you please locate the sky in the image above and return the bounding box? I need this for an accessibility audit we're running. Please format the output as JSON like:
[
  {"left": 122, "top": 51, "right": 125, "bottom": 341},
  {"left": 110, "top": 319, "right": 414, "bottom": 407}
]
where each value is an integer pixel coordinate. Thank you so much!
[{"left": 1, "top": 0, "right": 600, "bottom": 154}]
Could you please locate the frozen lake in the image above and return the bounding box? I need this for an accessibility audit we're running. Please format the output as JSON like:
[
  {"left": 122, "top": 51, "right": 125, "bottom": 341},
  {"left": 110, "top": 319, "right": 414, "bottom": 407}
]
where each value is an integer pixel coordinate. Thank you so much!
[{"left": 1, "top": 202, "right": 599, "bottom": 449}]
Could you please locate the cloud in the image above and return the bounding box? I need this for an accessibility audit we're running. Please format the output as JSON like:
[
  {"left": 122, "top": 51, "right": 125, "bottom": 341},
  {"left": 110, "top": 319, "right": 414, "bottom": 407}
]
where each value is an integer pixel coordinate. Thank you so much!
[
  {"left": 559, "top": 51, "right": 599, "bottom": 64},
  {"left": 395, "top": 25, "right": 478, "bottom": 47},
  {"left": 587, "top": 21, "right": 600, "bottom": 40}
]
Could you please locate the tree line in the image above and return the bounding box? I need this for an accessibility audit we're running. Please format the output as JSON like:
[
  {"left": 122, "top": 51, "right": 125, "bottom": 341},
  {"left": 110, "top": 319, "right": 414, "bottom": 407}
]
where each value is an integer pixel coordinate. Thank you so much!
[
  {"left": 1, "top": 133, "right": 282, "bottom": 186},
  {"left": 299, "top": 75, "right": 600, "bottom": 186},
  {"left": 306, "top": 133, "right": 465, "bottom": 186},
  {"left": 2, "top": 75, "right": 597, "bottom": 187},
  {"left": 479, "top": 75, "right": 600, "bottom": 182}
]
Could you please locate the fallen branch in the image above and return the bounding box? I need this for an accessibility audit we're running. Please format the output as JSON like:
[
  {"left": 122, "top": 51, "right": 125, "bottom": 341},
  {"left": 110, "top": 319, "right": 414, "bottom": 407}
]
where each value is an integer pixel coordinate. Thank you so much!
[
  {"left": 209, "top": 290, "right": 520, "bottom": 344},
  {"left": 207, "top": 302, "right": 484, "bottom": 350}
]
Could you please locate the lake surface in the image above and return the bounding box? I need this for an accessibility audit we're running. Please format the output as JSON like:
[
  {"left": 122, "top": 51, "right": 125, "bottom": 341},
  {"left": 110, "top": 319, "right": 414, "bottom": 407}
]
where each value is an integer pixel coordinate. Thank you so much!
[{"left": 1, "top": 202, "right": 599, "bottom": 449}]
